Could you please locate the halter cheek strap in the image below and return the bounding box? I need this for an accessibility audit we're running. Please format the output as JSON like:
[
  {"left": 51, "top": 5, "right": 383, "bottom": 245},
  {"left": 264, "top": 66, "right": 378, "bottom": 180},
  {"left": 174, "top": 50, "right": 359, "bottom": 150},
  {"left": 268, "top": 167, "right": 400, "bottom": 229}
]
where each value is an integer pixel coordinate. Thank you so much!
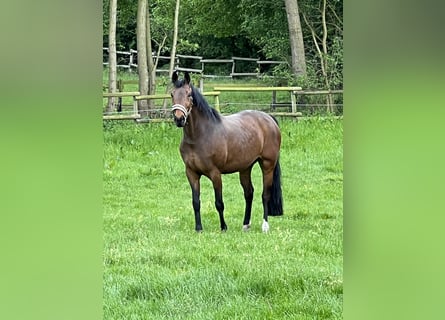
[{"left": 171, "top": 103, "right": 192, "bottom": 123}]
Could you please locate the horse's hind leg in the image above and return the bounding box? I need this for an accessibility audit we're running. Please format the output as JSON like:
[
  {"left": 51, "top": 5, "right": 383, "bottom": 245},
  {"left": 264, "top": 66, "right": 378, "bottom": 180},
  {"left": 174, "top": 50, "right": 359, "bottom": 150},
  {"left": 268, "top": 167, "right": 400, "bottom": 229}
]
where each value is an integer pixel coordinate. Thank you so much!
[
  {"left": 239, "top": 166, "right": 254, "bottom": 231},
  {"left": 210, "top": 171, "right": 227, "bottom": 232},
  {"left": 259, "top": 160, "right": 275, "bottom": 232}
]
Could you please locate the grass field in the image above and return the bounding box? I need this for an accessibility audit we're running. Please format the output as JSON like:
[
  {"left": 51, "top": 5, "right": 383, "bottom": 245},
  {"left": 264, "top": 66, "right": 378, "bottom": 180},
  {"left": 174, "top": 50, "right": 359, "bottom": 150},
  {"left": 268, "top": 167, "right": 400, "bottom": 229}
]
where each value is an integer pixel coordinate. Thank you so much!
[{"left": 103, "top": 117, "right": 343, "bottom": 319}]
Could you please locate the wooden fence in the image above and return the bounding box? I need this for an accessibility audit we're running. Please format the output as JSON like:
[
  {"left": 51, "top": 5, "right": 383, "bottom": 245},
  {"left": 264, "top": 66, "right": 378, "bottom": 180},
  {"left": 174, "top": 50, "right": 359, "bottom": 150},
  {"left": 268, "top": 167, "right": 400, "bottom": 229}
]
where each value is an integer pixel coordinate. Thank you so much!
[
  {"left": 103, "top": 87, "right": 343, "bottom": 121},
  {"left": 103, "top": 91, "right": 221, "bottom": 121},
  {"left": 213, "top": 86, "right": 302, "bottom": 115},
  {"left": 103, "top": 48, "right": 285, "bottom": 78}
]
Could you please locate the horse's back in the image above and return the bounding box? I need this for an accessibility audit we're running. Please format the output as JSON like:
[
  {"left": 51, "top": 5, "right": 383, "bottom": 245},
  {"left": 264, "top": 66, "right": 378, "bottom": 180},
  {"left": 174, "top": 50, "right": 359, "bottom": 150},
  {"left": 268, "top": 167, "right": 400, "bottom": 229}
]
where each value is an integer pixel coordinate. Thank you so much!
[
  {"left": 224, "top": 110, "right": 281, "bottom": 144},
  {"left": 225, "top": 110, "right": 279, "bottom": 129},
  {"left": 217, "top": 110, "right": 281, "bottom": 172}
]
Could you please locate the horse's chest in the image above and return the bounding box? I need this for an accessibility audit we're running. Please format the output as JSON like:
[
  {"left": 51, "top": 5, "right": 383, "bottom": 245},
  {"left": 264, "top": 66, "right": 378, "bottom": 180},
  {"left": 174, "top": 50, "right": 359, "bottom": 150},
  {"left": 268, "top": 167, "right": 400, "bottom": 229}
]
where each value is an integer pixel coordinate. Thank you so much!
[{"left": 180, "top": 143, "right": 224, "bottom": 173}]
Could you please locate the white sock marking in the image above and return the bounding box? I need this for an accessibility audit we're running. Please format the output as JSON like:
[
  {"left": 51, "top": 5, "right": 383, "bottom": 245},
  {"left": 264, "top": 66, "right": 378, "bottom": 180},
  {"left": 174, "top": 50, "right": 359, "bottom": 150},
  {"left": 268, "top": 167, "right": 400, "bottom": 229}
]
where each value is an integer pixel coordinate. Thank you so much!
[
  {"left": 242, "top": 220, "right": 251, "bottom": 231},
  {"left": 262, "top": 219, "right": 269, "bottom": 232}
]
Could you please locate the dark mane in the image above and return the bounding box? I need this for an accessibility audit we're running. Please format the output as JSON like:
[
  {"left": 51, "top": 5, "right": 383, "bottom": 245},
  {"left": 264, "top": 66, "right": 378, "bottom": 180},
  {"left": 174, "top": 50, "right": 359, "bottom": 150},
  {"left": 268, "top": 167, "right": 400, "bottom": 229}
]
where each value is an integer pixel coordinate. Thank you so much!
[
  {"left": 174, "top": 79, "right": 221, "bottom": 123},
  {"left": 191, "top": 85, "right": 222, "bottom": 123}
]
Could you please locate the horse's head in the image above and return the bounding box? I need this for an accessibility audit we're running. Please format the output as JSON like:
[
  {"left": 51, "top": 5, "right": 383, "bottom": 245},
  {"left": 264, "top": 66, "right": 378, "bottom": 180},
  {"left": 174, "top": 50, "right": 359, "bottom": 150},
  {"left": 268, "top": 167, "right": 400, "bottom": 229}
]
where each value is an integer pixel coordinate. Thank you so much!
[{"left": 171, "top": 71, "right": 193, "bottom": 127}]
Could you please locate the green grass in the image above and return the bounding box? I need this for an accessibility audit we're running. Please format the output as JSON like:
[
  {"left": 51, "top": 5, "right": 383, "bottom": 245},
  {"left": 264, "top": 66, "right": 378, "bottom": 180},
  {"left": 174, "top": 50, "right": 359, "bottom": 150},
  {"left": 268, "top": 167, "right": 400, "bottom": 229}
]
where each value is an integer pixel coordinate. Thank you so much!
[{"left": 103, "top": 118, "right": 343, "bottom": 319}]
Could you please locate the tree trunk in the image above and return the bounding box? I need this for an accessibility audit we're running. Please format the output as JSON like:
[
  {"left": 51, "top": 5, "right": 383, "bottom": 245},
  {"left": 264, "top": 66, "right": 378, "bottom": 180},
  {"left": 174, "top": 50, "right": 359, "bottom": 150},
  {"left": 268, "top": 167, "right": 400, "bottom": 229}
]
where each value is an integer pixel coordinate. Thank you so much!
[
  {"left": 169, "top": 0, "right": 180, "bottom": 77},
  {"left": 163, "top": 0, "right": 180, "bottom": 109},
  {"left": 321, "top": 0, "right": 335, "bottom": 113},
  {"left": 146, "top": 2, "right": 156, "bottom": 109},
  {"left": 137, "top": 0, "right": 149, "bottom": 116},
  {"left": 321, "top": 0, "right": 334, "bottom": 112},
  {"left": 284, "top": 0, "right": 306, "bottom": 77},
  {"left": 106, "top": 0, "right": 118, "bottom": 114}
]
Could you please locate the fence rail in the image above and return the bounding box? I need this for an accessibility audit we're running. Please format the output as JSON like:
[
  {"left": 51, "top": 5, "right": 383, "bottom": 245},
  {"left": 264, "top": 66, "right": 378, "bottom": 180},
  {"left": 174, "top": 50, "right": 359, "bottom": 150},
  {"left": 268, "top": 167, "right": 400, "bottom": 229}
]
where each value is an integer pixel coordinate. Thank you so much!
[{"left": 214, "top": 86, "right": 303, "bottom": 114}]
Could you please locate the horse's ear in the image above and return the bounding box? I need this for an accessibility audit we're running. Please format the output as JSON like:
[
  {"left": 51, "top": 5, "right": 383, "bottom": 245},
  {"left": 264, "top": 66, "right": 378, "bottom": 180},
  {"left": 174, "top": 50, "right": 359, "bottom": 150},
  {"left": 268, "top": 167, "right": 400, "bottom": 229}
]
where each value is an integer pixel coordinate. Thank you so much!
[
  {"left": 184, "top": 72, "right": 191, "bottom": 85},
  {"left": 172, "top": 70, "right": 178, "bottom": 83}
]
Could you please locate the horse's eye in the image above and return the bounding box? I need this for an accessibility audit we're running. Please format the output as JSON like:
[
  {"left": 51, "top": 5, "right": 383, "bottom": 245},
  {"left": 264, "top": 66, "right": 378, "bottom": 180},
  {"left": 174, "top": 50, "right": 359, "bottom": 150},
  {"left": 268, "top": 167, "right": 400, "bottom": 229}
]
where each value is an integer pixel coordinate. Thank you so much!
[{"left": 170, "top": 92, "right": 174, "bottom": 98}]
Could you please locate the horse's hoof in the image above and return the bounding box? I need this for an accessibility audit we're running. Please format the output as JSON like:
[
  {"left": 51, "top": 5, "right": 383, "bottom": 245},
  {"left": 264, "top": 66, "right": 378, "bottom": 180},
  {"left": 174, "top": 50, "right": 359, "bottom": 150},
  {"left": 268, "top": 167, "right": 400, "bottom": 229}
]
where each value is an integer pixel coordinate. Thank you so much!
[
  {"left": 221, "top": 226, "right": 228, "bottom": 232},
  {"left": 242, "top": 224, "right": 251, "bottom": 231},
  {"left": 261, "top": 220, "right": 269, "bottom": 233}
]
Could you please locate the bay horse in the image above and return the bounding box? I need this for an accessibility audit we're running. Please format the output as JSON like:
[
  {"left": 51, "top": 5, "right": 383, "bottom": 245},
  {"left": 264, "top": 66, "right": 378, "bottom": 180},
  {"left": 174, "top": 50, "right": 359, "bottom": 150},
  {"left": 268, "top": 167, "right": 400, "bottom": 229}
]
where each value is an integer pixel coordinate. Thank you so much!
[{"left": 171, "top": 71, "right": 283, "bottom": 232}]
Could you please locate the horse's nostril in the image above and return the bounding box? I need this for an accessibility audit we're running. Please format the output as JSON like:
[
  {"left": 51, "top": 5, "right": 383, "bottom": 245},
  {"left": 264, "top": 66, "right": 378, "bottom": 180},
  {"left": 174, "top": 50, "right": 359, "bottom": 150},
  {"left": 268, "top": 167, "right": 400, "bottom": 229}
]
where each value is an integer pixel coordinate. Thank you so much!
[{"left": 174, "top": 115, "right": 185, "bottom": 127}]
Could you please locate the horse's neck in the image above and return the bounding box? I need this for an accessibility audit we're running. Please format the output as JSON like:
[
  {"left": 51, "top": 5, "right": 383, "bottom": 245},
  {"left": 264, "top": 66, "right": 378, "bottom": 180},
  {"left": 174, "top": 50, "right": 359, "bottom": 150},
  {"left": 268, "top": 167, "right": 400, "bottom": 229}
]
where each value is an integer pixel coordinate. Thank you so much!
[{"left": 183, "top": 108, "right": 219, "bottom": 142}]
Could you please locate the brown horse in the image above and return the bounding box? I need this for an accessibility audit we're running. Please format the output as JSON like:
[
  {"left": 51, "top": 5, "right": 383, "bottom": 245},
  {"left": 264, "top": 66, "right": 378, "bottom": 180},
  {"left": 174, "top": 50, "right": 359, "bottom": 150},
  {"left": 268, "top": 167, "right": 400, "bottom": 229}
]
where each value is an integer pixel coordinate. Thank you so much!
[{"left": 171, "top": 71, "right": 283, "bottom": 232}]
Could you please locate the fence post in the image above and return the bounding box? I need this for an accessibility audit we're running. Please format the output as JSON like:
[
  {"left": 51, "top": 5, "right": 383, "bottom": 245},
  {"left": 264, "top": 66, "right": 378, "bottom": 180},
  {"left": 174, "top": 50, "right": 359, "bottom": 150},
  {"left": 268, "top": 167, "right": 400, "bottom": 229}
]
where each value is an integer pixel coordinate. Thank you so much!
[
  {"left": 129, "top": 52, "right": 133, "bottom": 70},
  {"left": 214, "top": 95, "right": 220, "bottom": 112},
  {"left": 291, "top": 91, "right": 297, "bottom": 113},
  {"left": 199, "top": 78, "right": 204, "bottom": 92}
]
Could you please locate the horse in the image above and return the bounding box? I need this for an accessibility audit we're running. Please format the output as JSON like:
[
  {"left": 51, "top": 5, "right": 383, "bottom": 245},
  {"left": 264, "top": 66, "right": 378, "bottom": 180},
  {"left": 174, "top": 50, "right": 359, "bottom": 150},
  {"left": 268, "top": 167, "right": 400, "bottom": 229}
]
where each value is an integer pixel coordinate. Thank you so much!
[{"left": 171, "top": 71, "right": 283, "bottom": 232}]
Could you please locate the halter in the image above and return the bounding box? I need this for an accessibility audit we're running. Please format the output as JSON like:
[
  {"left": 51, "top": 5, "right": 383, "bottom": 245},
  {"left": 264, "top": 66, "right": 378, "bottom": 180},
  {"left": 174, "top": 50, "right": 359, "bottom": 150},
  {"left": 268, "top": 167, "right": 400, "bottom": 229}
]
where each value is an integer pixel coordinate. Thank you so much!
[{"left": 171, "top": 102, "right": 192, "bottom": 124}]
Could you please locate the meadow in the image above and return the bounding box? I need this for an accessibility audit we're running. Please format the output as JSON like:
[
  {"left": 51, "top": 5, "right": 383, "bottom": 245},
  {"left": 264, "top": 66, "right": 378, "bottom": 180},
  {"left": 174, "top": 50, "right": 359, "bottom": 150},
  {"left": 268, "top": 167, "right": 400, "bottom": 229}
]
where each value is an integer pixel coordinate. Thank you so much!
[{"left": 103, "top": 115, "right": 343, "bottom": 319}]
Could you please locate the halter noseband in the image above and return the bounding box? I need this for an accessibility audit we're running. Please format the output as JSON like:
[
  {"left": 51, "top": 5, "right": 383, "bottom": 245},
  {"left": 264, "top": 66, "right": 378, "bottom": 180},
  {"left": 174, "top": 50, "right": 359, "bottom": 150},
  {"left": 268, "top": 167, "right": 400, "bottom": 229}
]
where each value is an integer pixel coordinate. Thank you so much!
[{"left": 171, "top": 101, "right": 192, "bottom": 124}]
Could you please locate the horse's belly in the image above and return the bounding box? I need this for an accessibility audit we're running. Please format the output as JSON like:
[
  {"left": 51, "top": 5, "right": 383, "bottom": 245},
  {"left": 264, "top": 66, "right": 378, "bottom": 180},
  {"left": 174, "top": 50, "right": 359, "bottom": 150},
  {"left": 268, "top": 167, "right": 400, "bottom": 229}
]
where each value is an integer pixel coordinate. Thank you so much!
[
  {"left": 183, "top": 147, "right": 257, "bottom": 174},
  {"left": 218, "top": 144, "right": 260, "bottom": 173},
  {"left": 219, "top": 161, "right": 256, "bottom": 174}
]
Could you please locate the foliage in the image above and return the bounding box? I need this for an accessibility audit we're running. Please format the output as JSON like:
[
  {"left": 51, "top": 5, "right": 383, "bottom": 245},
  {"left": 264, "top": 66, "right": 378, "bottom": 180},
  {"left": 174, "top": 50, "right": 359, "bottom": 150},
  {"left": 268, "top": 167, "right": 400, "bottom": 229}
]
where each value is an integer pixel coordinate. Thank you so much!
[
  {"left": 239, "top": 0, "right": 289, "bottom": 59},
  {"left": 103, "top": 0, "right": 137, "bottom": 50},
  {"left": 150, "top": 0, "right": 176, "bottom": 54},
  {"left": 103, "top": 119, "right": 343, "bottom": 318},
  {"left": 299, "top": 0, "right": 343, "bottom": 89},
  {"left": 326, "top": 36, "right": 343, "bottom": 89},
  {"left": 182, "top": 0, "right": 243, "bottom": 38},
  {"left": 103, "top": 0, "right": 343, "bottom": 89}
]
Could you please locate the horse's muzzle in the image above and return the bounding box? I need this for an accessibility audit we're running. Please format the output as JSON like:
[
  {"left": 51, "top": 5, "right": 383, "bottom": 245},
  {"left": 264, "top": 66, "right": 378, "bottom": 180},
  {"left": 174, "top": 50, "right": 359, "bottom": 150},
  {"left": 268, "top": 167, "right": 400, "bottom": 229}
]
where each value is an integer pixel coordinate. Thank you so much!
[
  {"left": 174, "top": 115, "right": 186, "bottom": 127},
  {"left": 172, "top": 104, "right": 189, "bottom": 127}
]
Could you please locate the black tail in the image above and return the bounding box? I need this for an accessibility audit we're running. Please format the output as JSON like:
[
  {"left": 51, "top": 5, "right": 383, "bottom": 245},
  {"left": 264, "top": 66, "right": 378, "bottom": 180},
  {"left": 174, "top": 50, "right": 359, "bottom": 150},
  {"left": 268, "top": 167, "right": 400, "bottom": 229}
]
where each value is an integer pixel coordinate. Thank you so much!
[{"left": 268, "top": 159, "right": 283, "bottom": 216}]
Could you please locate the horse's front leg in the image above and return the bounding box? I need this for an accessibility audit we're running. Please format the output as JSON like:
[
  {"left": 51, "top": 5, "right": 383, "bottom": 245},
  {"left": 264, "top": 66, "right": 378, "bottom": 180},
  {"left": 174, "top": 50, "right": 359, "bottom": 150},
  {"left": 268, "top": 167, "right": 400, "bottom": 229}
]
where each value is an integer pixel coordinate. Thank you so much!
[
  {"left": 186, "top": 169, "right": 202, "bottom": 232},
  {"left": 239, "top": 166, "right": 254, "bottom": 231},
  {"left": 210, "top": 171, "right": 227, "bottom": 231}
]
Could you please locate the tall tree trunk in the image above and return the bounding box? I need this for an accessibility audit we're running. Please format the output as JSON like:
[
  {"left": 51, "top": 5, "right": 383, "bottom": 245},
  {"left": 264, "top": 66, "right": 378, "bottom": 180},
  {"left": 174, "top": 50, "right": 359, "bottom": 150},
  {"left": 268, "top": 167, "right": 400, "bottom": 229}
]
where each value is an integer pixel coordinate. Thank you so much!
[
  {"left": 320, "top": 0, "right": 334, "bottom": 112},
  {"left": 169, "top": 0, "right": 180, "bottom": 77},
  {"left": 146, "top": 2, "right": 155, "bottom": 109},
  {"left": 137, "top": 0, "right": 149, "bottom": 116},
  {"left": 284, "top": 0, "right": 306, "bottom": 77},
  {"left": 163, "top": 0, "right": 180, "bottom": 108},
  {"left": 106, "top": 0, "right": 118, "bottom": 114}
]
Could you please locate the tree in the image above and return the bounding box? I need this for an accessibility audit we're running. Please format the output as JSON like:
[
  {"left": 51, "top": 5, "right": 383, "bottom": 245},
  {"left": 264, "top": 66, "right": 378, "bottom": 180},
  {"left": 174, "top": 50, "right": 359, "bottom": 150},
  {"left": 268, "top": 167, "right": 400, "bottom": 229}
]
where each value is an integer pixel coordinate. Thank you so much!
[
  {"left": 102, "top": 0, "right": 342, "bottom": 93},
  {"left": 146, "top": 1, "right": 155, "bottom": 109},
  {"left": 302, "top": 0, "right": 343, "bottom": 112},
  {"left": 168, "top": 0, "right": 180, "bottom": 77},
  {"left": 137, "top": 0, "right": 149, "bottom": 115},
  {"left": 284, "top": 0, "right": 307, "bottom": 76},
  {"left": 106, "top": 0, "right": 118, "bottom": 114},
  {"left": 163, "top": 0, "right": 180, "bottom": 109}
]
